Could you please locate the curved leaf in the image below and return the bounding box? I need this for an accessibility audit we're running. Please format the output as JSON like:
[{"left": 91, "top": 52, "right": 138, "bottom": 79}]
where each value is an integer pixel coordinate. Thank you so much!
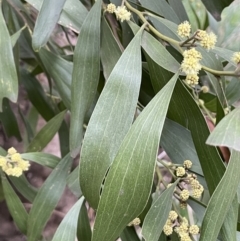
[
  {"left": 200, "top": 150, "right": 240, "bottom": 241},
  {"left": 1, "top": 171, "right": 28, "bottom": 234},
  {"left": 142, "top": 180, "right": 179, "bottom": 241},
  {"left": 25, "top": 0, "right": 88, "bottom": 33},
  {"left": 80, "top": 25, "right": 144, "bottom": 209},
  {"left": 27, "top": 110, "right": 66, "bottom": 152},
  {"left": 92, "top": 72, "right": 179, "bottom": 241},
  {"left": 128, "top": 22, "right": 180, "bottom": 73},
  {"left": 39, "top": 48, "right": 72, "bottom": 110},
  {"left": 32, "top": 0, "right": 67, "bottom": 50},
  {"left": 207, "top": 107, "right": 240, "bottom": 151},
  {"left": 70, "top": 0, "right": 102, "bottom": 157},
  {"left": 27, "top": 153, "right": 73, "bottom": 241},
  {"left": 0, "top": 3, "right": 18, "bottom": 111},
  {"left": 21, "top": 152, "right": 60, "bottom": 169},
  {"left": 67, "top": 166, "right": 82, "bottom": 197},
  {"left": 52, "top": 197, "right": 85, "bottom": 241}
]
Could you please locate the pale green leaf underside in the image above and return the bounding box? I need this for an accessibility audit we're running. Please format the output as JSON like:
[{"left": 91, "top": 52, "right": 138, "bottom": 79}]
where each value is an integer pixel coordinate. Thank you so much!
[
  {"left": 92, "top": 72, "right": 179, "bottom": 241},
  {"left": 80, "top": 25, "right": 144, "bottom": 209},
  {"left": 32, "top": 0, "right": 67, "bottom": 50},
  {"left": 70, "top": 0, "right": 102, "bottom": 157},
  {"left": 25, "top": 0, "right": 88, "bottom": 32},
  {"left": 207, "top": 107, "right": 240, "bottom": 151}
]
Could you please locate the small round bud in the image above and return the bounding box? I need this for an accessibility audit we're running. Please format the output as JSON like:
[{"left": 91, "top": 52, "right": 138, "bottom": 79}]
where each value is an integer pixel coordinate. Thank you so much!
[
  {"left": 189, "top": 224, "right": 199, "bottom": 234},
  {"left": 232, "top": 52, "right": 240, "bottom": 64},
  {"left": 183, "top": 160, "right": 192, "bottom": 169},
  {"left": 176, "top": 167, "right": 186, "bottom": 177},
  {"left": 163, "top": 224, "right": 173, "bottom": 236},
  {"left": 106, "top": 3, "right": 116, "bottom": 13},
  {"left": 127, "top": 218, "right": 141, "bottom": 226},
  {"left": 168, "top": 210, "right": 178, "bottom": 221},
  {"left": 7, "top": 147, "right": 17, "bottom": 155},
  {"left": 177, "top": 21, "right": 191, "bottom": 38},
  {"left": 201, "top": 85, "right": 209, "bottom": 93},
  {"left": 180, "top": 189, "right": 190, "bottom": 201}
]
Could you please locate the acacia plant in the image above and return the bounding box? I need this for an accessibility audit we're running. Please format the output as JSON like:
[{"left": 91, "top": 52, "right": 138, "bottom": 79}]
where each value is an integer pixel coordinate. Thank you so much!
[{"left": 0, "top": 0, "right": 240, "bottom": 240}]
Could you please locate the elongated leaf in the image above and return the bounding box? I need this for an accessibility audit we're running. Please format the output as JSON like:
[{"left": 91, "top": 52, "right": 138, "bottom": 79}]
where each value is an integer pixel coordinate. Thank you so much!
[
  {"left": 21, "top": 152, "right": 60, "bottom": 169},
  {"left": 25, "top": 0, "right": 88, "bottom": 33},
  {"left": 0, "top": 3, "right": 18, "bottom": 111},
  {"left": 32, "top": 0, "right": 67, "bottom": 50},
  {"left": 226, "top": 77, "right": 240, "bottom": 105},
  {"left": 142, "top": 180, "right": 179, "bottom": 241},
  {"left": 128, "top": 22, "right": 180, "bottom": 73},
  {"left": 70, "top": 0, "right": 102, "bottom": 157},
  {"left": 9, "top": 175, "right": 37, "bottom": 202},
  {"left": 80, "top": 26, "right": 144, "bottom": 209},
  {"left": 27, "top": 110, "right": 66, "bottom": 152},
  {"left": 140, "top": 0, "right": 180, "bottom": 23},
  {"left": 168, "top": 0, "right": 189, "bottom": 22},
  {"left": 77, "top": 202, "right": 92, "bottom": 241},
  {"left": 201, "top": 0, "right": 234, "bottom": 21},
  {"left": 11, "top": 25, "right": 26, "bottom": 47},
  {"left": 20, "top": 70, "right": 55, "bottom": 121},
  {"left": 161, "top": 118, "right": 203, "bottom": 175},
  {"left": 67, "top": 166, "right": 82, "bottom": 197},
  {"left": 0, "top": 99, "right": 21, "bottom": 141},
  {"left": 27, "top": 154, "right": 73, "bottom": 241},
  {"left": 52, "top": 197, "right": 85, "bottom": 241},
  {"left": 101, "top": 17, "right": 122, "bottom": 80},
  {"left": 200, "top": 150, "right": 240, "bottom": 241},
  {"left": 219, "top": 196, "right": 238, "bottom": 241},
  {"left": 92, "top": 73, "right": 179, "bottom": 241},
  {"left": 211, "top": 47, "right": 236, "bottom": 66},
  {"left": 1, "top": 171, "right": 28, "bottom": 234},
  {"left": 39, "top": 48, "right": 72, "bottom": 110},
  {"left": 207, "top": 107, "right": 240, "bottom": 151}
]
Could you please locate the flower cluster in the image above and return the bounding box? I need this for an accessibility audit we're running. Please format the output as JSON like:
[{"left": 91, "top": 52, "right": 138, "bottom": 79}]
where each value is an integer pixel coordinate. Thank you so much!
[
  {"left": 163, "top": 212, "right": 200, "bottom": 240},
  {"left": 177, "top": 21, "right": 191, "bottom": 38},
  {"left": 232, "top": 52, "right": 240, "bottom": 64},
  {"left": 0, "top": 147, "right": 30, "bottom": 177},
  {"left": 106, "top": 4, "right": 131, "bottom": 22},
  {"left": 196, "top": 30, "right": 217, "bottom": 50},
  {"left": 181, "top": 48, "right": 202, "bottom": 86}
]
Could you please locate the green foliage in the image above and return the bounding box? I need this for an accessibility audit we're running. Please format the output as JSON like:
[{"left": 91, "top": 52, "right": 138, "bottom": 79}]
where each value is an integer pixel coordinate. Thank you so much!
[{"left": 0, "top": 0, "right": 240, "bottom": 241}]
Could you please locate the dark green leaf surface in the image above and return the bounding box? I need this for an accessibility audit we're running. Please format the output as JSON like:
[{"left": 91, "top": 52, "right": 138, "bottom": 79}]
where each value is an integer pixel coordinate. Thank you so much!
[
  {"left": 25, "top": 0, "right": 88, "bottom": 32},
  {"left": 128, "top": 22, "right": 180, "bottom": 73},
  {"left": 161, "top": 118, "right": 203, "bottom": 175},
  {"left": 207, "top": 107, "right": 240, "bottom": 151},
  {"left": 9, "top": 175, "right": 37, "bottom": 202},
  {"left": 70, "top": 0, "right": 102, "bottom": 157},
  {"left": 0, "top": 4, "right": 18, "bottom": 111},
  {"left": 200, "top": 150, "right": 240, "bottom": 241},
  {"left": 142, "top": 180, "right": 178, "bottom": 241},
  {"left": 77, "top": 202, "right": 92, "bottom": 241},
  {"left": 21, "top": 152, "right": 60, "bottom": 169},
  {"left": 20, "top": 70, "right": 55, "bottom": 121},
  {"left": 92, "top": 72, "right": 179, "bottom": 241},
  {"left": 32, "top": 0, "right": 67, "bottom": 50},
  {"left": 52, "top": 197, "right": 85, "bottom": 241},
  {"left": 27, "top": 111, "right": 66, "bottom": 152},
  {"left": 39, "top": 48, "right": 72, "bottom": 110},
  {"left": 120, "top": 226, "right": 140, "bottom": 241},
  {"left": 27, "top": 154, "right": 73, "bottom": 241},
  {"left": 201, "top": 0, "right": 234, "bottom": 21},
  {"left": 101, "top": 17, "right": 122, "bottom": 80},
  {"left": 1, "top": 171, "right": 28, "bottom": 234},
  {"left": 146, "top": 53, "right": 235, "bottom": 235},
  {"left": 0, "top": 99, "right": 21, "bottom": 141},
  {"left": 80, "top": 26, "right": 144, "bottom": 209}
]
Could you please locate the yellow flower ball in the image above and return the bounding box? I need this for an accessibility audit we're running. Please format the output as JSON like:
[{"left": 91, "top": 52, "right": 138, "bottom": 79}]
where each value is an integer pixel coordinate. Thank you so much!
[{"left": 177, "top": 21, "right": 191, "bottom": 38}]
